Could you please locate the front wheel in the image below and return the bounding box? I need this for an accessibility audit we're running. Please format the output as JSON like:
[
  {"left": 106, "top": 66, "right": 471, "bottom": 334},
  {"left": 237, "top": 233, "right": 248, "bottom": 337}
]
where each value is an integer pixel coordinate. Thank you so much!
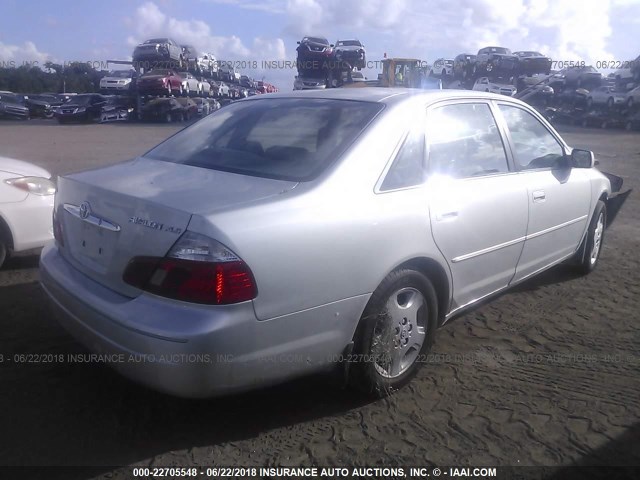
[
  {"left": 349, "top": 268, "right": 438, "bottom": 397},
  {"left": 574, "top": 200, "right": 606, "bottom": 274}
]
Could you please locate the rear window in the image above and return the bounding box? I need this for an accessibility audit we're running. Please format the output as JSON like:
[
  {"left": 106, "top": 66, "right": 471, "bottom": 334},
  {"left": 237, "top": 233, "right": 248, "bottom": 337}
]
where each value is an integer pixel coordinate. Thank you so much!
[{"left": 144, "top": 98, "right": 383, "bottom": 181}]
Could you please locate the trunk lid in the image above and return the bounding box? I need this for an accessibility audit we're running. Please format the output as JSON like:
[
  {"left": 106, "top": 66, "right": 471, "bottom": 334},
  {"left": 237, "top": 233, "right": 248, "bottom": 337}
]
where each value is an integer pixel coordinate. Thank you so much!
[{"left": 57, "top": 157, "right": 297, "bottom": 297}]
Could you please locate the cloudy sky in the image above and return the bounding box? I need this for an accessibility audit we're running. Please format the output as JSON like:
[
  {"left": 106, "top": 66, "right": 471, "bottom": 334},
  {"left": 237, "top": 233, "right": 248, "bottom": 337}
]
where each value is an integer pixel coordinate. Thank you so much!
[{"left": 1, "top": 0, "right": 639, "bottom": 89}]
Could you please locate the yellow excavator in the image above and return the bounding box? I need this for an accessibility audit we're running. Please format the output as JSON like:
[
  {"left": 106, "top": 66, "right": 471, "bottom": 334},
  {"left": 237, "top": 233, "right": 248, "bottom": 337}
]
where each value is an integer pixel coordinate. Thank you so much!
[{"left": 343, "top": 58, "right": 429, "bottom": 88}]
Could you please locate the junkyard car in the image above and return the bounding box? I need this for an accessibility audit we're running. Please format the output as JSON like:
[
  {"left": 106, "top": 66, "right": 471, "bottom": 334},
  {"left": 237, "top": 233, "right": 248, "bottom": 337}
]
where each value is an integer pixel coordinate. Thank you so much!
[
  {"left": 133, "top": 38, "right": 183, "bottom": 67},
  {"left": 140, "top": 97, "right": 185, "bottom": 122},
  {"left": 333, "top": 39, "right": 366, "bottom": 69},
  {"left": 0, "top": 93, "right": 30, "bottom": 120},
  {"left": 472, "top": 77, "right": 517, "bottom": 96},
  {"left": 99, "top": 70, "right": 137, "bottom": 94},
  {"left": 100, "top": 96, "right": 135, "bottom": 123},
  {"left": 624, "top": 85, "right": 640, "bottom": 108},
  {"left": 431, "top": 58, "right": 454, "bottom": 78},
  {"left": 199, "top": 79, "right": 211, "bottom": 97},
  {"left": 514, "top": 51, "right": 552, "bottom": 76},
  {"left": 586, "top": 86, "right": 626, "bottom": 109},
  {"left": 557, "top": 66, "right": 602, "bottom": 88},
  {"left": 1, "top": 157, "right": 55, "bottom": 267},
  {"left": 473, "top": 46, "right": 519, "bottom": 77},
  {"left": 137, "top": 69, "right": 183, "bottom": 96},
  {"left": 192, "top": 97, "right": 211, "bottom": 116},
  {"left": 453, "top": 53, "right": 476, "bottom": 81},
  {"left": 40, "top": 89, "right": 615, "bottom": 398},
  {"left": 178, "top": 71, "right": 201, "bottom": 96},
  {"left": 54, "top": 94, "right": 107, "bottom": 123},
  {"left": 13, "top": 94, "right": 53, "bottom": 118}
]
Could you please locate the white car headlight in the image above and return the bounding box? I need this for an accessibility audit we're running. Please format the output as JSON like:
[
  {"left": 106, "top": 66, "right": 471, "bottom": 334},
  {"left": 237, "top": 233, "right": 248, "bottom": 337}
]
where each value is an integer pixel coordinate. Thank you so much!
[{"left": 5, "top": 176, "right": 56, "bottom": 196}]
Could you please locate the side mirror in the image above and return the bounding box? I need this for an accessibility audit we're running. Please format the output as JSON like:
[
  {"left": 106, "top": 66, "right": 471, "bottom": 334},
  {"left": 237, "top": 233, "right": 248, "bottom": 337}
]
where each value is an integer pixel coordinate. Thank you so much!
[
  {"left": 297, "top": 41, "right": 301, "bottom": 45},
  {"left": 571, "top": 148, "right": 595, "bottom": 168},
  {"left": 330, "top": 44, "right": 335, "bottom": 48}
]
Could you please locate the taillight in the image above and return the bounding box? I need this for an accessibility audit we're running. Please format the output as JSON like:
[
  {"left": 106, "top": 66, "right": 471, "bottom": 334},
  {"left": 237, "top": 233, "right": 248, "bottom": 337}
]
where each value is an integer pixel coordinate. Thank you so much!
[
  {"left": 123, "top": 231, "right": 257, "bottom": 305},
  {"left": 53, "top": 208, "right": 64, "bottom": 247}
]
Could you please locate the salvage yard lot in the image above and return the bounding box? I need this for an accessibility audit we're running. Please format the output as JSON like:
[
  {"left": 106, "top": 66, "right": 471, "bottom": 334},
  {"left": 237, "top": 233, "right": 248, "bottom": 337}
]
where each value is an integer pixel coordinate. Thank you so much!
[{"left": 0, "top": 120, "right": 638, "bottom": 472}]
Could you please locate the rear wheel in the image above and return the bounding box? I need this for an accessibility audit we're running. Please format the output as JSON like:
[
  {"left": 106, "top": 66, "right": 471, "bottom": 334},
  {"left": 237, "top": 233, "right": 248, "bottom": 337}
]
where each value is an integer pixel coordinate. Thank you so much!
[
  {"left": 574, "top": 200, "right": 606, "bottom": 274},
  {"left": 349, "top": 268, "right": 438, "bottom": 397},
  {"left": 0, "top": 242, "right": 7, "bottom": 269}
]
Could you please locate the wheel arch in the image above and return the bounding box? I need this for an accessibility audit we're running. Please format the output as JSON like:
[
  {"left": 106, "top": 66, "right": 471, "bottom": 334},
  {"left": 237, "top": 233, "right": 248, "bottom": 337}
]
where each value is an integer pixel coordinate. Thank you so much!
[
  {"left": 397, "top": 257, "right": 451, "bottom": 325},
  {"left": 0, "top": 213, "right": 14, "bottom": 250}
]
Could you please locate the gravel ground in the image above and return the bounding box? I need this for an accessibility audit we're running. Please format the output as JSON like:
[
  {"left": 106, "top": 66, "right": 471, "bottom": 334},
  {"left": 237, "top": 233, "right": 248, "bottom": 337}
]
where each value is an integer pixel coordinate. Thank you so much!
[{"left": 0, "top": 119, "right": 638, "bottom": 476}]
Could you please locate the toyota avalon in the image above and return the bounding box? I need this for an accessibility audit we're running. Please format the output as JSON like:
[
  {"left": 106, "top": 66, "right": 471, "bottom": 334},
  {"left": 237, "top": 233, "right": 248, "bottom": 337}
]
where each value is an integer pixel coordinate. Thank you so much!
[{"left": 40, "top": 89, "right": 615, "bottom": 398}]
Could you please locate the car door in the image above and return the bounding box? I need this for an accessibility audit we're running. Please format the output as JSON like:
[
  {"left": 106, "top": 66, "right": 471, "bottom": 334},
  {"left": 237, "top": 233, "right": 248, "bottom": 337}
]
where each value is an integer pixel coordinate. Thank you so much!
[
  {"left": 426, "top": 101, "right": 529, "bottom": 312},
  {"left": 496, "top": 102, "right": 591, "bottom": 283}
]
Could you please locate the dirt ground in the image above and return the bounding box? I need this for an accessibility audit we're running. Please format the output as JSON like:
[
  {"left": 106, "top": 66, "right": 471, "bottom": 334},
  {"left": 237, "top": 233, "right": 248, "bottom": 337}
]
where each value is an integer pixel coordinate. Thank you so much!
[{"left": 0, "top": 119, "right": 638, "bottom": 476}]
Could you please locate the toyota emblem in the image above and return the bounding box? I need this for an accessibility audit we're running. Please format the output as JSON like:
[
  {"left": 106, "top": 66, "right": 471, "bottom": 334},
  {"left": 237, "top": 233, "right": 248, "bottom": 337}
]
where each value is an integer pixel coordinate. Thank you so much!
[{"left": 79, "top": 202, "right": 91, "bottom": 220}]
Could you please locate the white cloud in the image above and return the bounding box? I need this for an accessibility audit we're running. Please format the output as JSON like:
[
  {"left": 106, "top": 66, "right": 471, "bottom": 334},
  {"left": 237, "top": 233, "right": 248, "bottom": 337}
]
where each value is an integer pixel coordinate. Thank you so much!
[
  {"left": 127, "top": 2, "right": 287, "bottom": 59},
  {"left": 0, "top": 41, "right": 52, "bottom": 65},
  {"left": 282, "top": 0, "right": 619, "bottom": 64}
]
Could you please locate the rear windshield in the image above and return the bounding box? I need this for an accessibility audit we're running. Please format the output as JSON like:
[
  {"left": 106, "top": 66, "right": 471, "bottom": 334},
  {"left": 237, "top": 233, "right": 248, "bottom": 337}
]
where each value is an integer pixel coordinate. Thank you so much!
[{"left": 144, "top": 98, "right": 383, "bottom": 181}]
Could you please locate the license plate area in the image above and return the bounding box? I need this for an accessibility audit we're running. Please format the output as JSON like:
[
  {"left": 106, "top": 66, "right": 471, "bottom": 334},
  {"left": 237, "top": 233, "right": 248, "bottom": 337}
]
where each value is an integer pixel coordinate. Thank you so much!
[{"left": 68, "top": 220, "right": 117, "bottom": 273}]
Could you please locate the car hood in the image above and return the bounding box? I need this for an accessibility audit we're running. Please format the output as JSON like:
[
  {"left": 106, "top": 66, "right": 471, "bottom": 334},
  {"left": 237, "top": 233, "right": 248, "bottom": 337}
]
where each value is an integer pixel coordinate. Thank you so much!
[
  {"left": 0, "top": 156, "right": 51, "bottom": 178},
  {"left": 25, "top": 99, "right": 50, "bottom": 106},
  {"left": 139, "top": 75, "right": 169, "bottom": 81},
  {"left": 102, "top": 76, "right": 132, "bottom": 82}
]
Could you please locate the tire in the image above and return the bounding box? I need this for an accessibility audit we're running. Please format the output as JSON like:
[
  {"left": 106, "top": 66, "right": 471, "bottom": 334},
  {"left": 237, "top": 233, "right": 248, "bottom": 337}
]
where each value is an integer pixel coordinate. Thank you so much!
[
  {"left": 0, "top": 242, "right": 7, "bottom": 269},
  {"left": 574, "top": 200, "right": 606, "bottom": 275},
  {"left": 349, "top": 268, "right": 438, "bottom": 397}
]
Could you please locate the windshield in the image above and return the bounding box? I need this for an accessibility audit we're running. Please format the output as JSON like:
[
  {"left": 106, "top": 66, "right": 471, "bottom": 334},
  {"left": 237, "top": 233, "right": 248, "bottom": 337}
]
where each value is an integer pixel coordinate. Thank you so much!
[
  {"left": 482, "top": 47, "right": 511, "bottom": 54},
  {"left": 108, "top": 70, "right": 132, "bottom": 78},
  {"left": 144, "top": 98, "right": 383, "bottom": 181},
  {"left": 0, "top": 94, "right": 22, "bottom": 104},
  {"left": 72, "top": 95, "right": 96, "bottom": 106},
  {"left": 304, "top": 37, "right": 329, "bottom": 45},
  {"left": 337, "top": 40, "right": 361, "bottom": 46},
  {"left": 144, "top": 38, "right": 167, "bottom": 44}
]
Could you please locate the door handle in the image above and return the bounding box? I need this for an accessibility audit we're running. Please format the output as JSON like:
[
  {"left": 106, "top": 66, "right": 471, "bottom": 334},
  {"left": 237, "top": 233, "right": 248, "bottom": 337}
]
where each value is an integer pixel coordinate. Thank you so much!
[
  {"left": 532, "top": 190, "right": 546, "bottom": 202},
  {"left": 435, "top": 211, "right": 459, "bottom": 221}
]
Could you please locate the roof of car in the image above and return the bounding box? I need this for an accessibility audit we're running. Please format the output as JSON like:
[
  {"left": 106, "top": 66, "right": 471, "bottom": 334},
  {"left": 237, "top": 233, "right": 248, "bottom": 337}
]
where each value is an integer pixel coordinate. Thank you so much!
[{"left": 238, "top": 87, "right": 522, "bottom": 107}]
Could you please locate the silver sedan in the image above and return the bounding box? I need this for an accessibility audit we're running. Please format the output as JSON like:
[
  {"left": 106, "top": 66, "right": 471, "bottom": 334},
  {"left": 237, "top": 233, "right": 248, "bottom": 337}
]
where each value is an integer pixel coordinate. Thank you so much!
[{"left": 40, "top": 89, "right": 613, "bottom": 398}]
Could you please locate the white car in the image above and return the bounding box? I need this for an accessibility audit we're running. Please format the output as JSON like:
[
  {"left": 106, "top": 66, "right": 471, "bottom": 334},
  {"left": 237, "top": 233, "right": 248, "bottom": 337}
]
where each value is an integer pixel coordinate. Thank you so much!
[
  {"left": 0, "top": 157, "right": 55, "bottom": 267},
  {"left": 178, "top": 71, "right": 201, "bottom": 96},
  {"left": 198, "top": 53, "right": 218, "bottom": 77},
  {"left": 431, "top": 58, "right": 454, "bottom": 77},
  {"left": 199, "top": 79, "right": 212, "bottom": 97},
  {"left": 99, "top": 70, "right": 137, "bottom": 93},
  {"left": 472, "top": 77, "right": 517, "bottom": 96}
]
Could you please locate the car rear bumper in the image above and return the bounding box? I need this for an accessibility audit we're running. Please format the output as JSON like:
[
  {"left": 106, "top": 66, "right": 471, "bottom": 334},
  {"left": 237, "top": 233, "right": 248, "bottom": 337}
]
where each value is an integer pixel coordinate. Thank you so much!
[{"left": 39, "top": 244, "right": 367, "bottom": 398}]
